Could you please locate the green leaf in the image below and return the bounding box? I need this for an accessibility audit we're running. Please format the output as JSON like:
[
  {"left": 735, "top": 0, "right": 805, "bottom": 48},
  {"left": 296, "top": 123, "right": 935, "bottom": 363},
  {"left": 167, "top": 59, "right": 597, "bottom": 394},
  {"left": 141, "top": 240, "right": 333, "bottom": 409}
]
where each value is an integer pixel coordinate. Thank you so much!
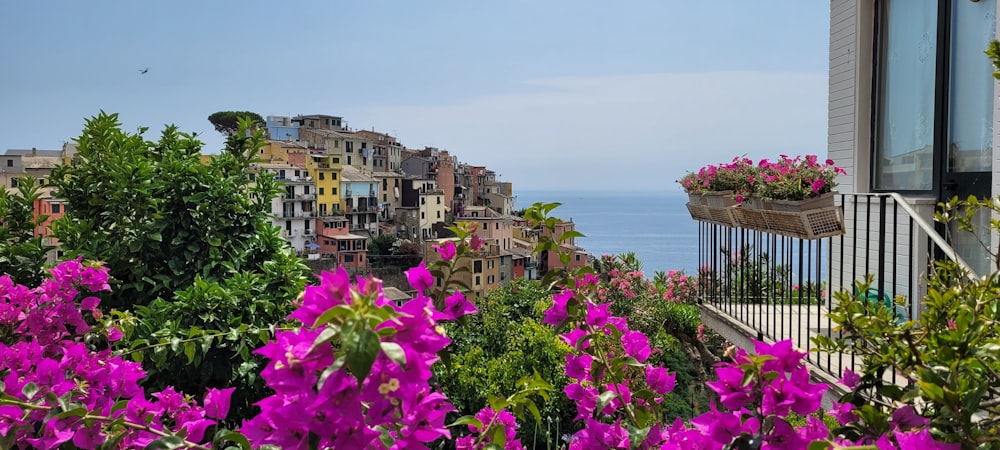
[
  {"left": 315, "top": 304, "right": 355, "bottom": 327},
  {"left": 309, "top": 327, "right": 339, "bottom": 355},
  {"left": 595, "top": 390, "right": 618, "bottom": 414},
  {"left": 380, "top": 342, "right": 407, "bottom": 367},
  {"left": 184, "top": 341, "right": 196, "bottom": 364},
  {"left": 448, "top": 415, "right": 484, "bottom": 430},
  {"left": 145, "top": 436, "right": 187, "bottom": 449},
  {"left": 21, "top": 382, "right": 38, "bottom": 401},
  {"left": 55, "top": 406, "right": 88, "bottom": 419},
  {"left": 214, "top": 430, "right": 252, "bottom": 450},
  {"left": 807, "top": 440, "right": 832, "bottom": 450},
  {"left": 345, "top": 329, "right": 381, "bottom": 385}
]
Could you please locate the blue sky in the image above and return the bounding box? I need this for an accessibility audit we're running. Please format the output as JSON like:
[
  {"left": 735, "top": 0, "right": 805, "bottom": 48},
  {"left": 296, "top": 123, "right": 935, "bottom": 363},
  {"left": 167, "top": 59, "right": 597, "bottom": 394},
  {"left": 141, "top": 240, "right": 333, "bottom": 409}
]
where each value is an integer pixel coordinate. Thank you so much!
[{"left": 0, "top": 1, "right": 829, "bottom": 191}]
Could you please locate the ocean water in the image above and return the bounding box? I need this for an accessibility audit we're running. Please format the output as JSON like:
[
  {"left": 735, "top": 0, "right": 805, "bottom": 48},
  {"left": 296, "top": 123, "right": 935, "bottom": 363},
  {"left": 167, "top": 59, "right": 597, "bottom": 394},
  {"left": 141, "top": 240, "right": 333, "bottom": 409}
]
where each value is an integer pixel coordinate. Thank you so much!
[{"left": 515, "top": 190, "right": 699, "bottom": 275}]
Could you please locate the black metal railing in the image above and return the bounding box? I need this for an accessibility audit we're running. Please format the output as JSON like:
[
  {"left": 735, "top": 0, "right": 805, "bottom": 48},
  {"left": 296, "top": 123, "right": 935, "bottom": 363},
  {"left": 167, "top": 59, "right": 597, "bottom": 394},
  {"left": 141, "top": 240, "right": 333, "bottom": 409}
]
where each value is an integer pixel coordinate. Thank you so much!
[{"left": 696, "top": 193, "right": 975, "bottom": 383}]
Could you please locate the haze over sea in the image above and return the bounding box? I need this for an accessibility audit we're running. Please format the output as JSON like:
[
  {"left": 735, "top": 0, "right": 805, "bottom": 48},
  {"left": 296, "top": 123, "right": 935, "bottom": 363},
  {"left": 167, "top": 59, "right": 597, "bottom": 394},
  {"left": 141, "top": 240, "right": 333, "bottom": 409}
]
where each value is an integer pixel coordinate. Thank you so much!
[{"left": 516, "top": 190, "right": 698, "bottom": 276}]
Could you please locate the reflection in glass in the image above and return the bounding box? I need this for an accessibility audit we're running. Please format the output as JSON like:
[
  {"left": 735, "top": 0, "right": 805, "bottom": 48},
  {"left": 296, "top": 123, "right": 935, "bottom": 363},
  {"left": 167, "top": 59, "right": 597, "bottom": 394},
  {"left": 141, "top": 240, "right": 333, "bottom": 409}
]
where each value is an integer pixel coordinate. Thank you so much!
[
  {"left": 948, "top": 0, "right": 995, "bottom": 173},
  {"left": 874, "top": 0, "right": 937, "bottom": 191}
]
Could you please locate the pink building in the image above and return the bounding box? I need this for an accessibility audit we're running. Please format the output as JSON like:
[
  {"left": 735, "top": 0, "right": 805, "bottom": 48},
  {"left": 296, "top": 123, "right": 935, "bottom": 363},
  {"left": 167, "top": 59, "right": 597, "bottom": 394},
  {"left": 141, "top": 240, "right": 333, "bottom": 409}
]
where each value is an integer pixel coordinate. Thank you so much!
[{"left": 317, "top": 217, "right": 368, "bottom": 268}]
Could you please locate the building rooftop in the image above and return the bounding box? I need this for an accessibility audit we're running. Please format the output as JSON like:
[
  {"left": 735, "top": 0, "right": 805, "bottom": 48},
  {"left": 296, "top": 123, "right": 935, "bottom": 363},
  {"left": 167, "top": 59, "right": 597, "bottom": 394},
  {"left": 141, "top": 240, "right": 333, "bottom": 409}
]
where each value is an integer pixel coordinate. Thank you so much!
[
  {"left": 5, "top": 149, "right": 62, "bottom": 158},
  {"left": 382, "top": 287, "right": 411, "bottom": 302},
  {"left": 19, "top": 157, "right": 62, "bottom": 169},
  {"left": 341, "top": 165, "right": 377, "bottom": 183},
  {"left": 328, "top": 233, "right": 368, "bottom": 240}
]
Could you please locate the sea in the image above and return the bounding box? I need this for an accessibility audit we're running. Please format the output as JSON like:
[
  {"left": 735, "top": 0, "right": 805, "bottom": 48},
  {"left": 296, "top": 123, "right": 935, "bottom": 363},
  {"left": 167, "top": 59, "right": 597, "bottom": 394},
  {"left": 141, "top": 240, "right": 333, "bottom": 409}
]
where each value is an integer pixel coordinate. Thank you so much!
[{"left": 515, "top": 190, "right": 699, "bottom": 276}]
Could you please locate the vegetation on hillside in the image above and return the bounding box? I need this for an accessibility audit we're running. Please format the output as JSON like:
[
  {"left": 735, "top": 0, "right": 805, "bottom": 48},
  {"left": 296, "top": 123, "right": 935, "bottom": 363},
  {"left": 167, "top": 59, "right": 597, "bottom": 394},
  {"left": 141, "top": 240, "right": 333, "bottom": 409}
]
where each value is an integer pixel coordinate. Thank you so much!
[{"left": 48, "top": 112, "right": 310, "bottom": 422}]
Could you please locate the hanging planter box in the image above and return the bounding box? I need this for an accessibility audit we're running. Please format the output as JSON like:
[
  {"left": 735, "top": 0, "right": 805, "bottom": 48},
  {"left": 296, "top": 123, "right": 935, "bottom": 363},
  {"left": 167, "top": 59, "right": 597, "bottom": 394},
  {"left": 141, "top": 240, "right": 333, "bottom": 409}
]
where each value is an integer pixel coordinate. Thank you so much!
[
  {"left": 731, "top": 206, "right": 770, "bottom": 233},
  {"left": 771, "top": 192, "right": 835, "bottom": 212},
  {"left": 760, "top": 206, "right": 844, "bottom": 240},
  {"left": 686, "top": 203, "right": 712, "bottom": 222},
  {"left": 744, "top": 196, "right": 774, "bottom": 211},
  {"left": 705, "top": 206, "right": 737, "bottom": 227},
  {"left": 688, "top": 192, "right": 705, "bottom": 206},
  {"left": 687, "top": 203, "right": 736, "bottom": 227},
  {"left": 702, "top": 191, "right": 736, "bottom": 208}
]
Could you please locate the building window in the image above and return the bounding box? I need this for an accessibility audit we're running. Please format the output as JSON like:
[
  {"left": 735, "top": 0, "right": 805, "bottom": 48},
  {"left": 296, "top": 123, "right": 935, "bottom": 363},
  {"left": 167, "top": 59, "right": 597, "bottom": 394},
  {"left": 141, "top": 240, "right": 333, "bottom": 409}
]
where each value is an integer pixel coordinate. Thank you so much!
[
  {"left": 421, "top": 212, "right": 425, "bottom": 219},
  {"left": 437, "top": 211, "right": 441, "bottom": 219},
  {"left": 437, "top": 197, "right": 441, "bottom": 204},
  {"left": 52, "top": 204, "right": 61, "bottom": 214},
  {"left": 383, "top": 194, "right": 387, "bottom": 201},
  {"left": 421, "top": 197, "right": 425, "bottom": 205},
  {"left": 488, "top": 275, "right": 494, "bottom": 284},
  {"left": 5, "top": 159, "right": 11, "bottom": 167},
  {"left": 304, "top": 186, "right": 310, "bottom": 195},
  {"left": 332, "top": 173, "right": 337, "bottom": 180},
  {"left": 285, "top": 220, "right": 292, "bottom": 231},
  {"left": 333, "top": 157, "right": 340, "bottom": 163},
  {"left": 874, "top": 0, "right": 996, "bottom": 191},
  {"left": 474, "top": 261, "right": 482, "bottom": 273},
  {"left": 487, "top": 260, "right": 494, "bottom": 269},
  {"left": 320, "top": 172, "right": 325, "bottom": 180},
  {"left": 344, "top": 254, "right": 354, "bottom": 263},
  {"left": 576, "top": 254, "right": 581, "bottom": 261},
  {"left": 347, "top": 156, "right": 352, "bottom": 165},
  {"left": 249, "top": 173, "right": 256, "bottom": 181},
  {"left": 475, "top": 275, "right": 481, "bottom": 285},
  {"left": 319, "top": 187, "right": 325, "bottom": 195},
  {"left": 10, "top": 178, "right": 17, "bottom": 188},
  {"left": 332, "top": 187, "right": 337, "bottom": 195}
]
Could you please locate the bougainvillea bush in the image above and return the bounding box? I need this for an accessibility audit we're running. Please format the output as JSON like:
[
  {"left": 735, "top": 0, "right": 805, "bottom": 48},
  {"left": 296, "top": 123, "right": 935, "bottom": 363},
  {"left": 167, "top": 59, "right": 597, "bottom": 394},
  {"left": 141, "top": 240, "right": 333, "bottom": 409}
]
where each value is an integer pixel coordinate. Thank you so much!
[
  {"left": 0, "top": 204, "right": 967, "bottom": 449},
  {"left": 0, "top": 258, "right": 242, "bottom": 449}
]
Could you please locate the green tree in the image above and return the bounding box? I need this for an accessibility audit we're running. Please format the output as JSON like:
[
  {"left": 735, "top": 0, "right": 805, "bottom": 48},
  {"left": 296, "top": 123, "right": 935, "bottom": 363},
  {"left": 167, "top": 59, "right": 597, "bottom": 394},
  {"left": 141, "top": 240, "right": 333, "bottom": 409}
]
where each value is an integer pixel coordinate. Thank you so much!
[
  {"left": 437, "top": 278, "right": 580, "bottom": 448},
  {"left": 49, "top": 112, "right": 310, "bottom": 423},
  {"left": 368, "top": 233, "right": 397, "bottom": 255},
  {"left": 207, "top": 110, "right": 265, "bottom": 136},
  {"left": 0, "top": 175, "right": 55, "bottom": 286}
]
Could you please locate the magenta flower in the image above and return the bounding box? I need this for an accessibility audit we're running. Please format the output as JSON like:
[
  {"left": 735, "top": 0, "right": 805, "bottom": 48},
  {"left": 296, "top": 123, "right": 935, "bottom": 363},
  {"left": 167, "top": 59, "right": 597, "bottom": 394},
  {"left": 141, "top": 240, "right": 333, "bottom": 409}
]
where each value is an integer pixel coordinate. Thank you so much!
[
  {"left": 621, "top": 330, "right": 651, "bottom": 362},
  {"left": 542, "top": 290, "right": 574, "bottom": 326},
  {"left": 565, "top": 354, "right": 593, "bottom": 381},
  {"left": 892, "top": 405, "right": 930, "bottom": 432},
  {"left": 831, "top": 401, "right": 859, "bottom": 425},
  {"left": 840, "top": 368, "right": 861, "bottom": 389},
  {"left": 470, "top": 234, "right": 484, "bottom": 251},
  {"left": 585, "top": 301, "right": 611, "bottom": 329},
  {"left": 405, "top": 261, "right": 434, "bottom": 293},
  {"left": 705, "top": 367, "right": 753, "bottom": 410},
  {"left": 645, "top": 365, "right": 676, "bottom": 395},
  {"left": 432, "top": 240, "right": 456, "bottom": 261},
  {"left": 895, "top": 428, "right": 960, "bottom": 450},
  {"left": 443, "top": 290, "right": 477, "bottom": 319},
  {"left": 203, "top": 387, "right": 236, "bottom": 420}
]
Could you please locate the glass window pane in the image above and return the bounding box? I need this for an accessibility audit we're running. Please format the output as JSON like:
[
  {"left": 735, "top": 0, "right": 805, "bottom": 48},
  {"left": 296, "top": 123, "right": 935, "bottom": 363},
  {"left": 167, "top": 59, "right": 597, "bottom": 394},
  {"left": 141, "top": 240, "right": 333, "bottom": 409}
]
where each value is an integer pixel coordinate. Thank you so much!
[
  {"left": 947, "top": 0, "right": 996, "bottom": 173},
  {"left": 875, "top": 0, "right": 937, "bottom": 191}
]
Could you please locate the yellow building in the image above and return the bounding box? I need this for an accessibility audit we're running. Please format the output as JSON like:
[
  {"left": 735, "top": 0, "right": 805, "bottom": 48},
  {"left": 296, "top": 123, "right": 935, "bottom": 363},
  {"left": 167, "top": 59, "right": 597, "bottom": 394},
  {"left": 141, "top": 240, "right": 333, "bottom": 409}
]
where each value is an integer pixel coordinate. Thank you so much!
[
  {"left": 424, "top": 238, "right": 503, "bottom": 299},
  {"left": 306, "top": 153, "right": 343, "bottom": 217}
]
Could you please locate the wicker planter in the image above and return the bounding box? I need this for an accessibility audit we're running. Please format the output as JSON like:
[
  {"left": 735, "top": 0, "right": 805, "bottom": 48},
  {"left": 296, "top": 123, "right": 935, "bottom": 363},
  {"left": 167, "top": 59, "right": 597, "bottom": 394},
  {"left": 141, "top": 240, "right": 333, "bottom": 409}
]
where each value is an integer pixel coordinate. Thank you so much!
[
  {"left": 744, "top": 196, "right": 773, "bottom": 211},
  {"left": 760, "top": 206, "right": 844, "bottom": 240},
  {"left": 686, "top": 203, "right": 712, "bottom": 222},
  {"left": 687, "top": 192, "right": 704, "bottom": 206},
  {"left": 705, "top": 206, "right": 737, "bottom": 227},
  {"left": 702, "top": 191, "right": 737, "bottom": 208},
  {"left": 731, "top": 206, "right": 770, "bottom": 233},
  {"left": 771, "top": 192, "right": 835, "bottom": 212}
]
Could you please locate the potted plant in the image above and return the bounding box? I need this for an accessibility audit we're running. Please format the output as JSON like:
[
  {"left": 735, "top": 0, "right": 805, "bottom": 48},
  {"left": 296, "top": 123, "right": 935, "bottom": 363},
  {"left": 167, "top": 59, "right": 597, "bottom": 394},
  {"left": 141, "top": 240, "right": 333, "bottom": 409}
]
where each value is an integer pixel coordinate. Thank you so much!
[{"left": 754, "top": 155, "right": 845, "bottom": 212}]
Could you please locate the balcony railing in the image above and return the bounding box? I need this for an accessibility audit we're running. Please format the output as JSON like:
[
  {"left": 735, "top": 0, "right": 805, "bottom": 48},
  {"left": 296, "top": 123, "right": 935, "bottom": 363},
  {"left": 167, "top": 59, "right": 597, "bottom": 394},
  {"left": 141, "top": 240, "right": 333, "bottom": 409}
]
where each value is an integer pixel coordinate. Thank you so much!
[{"left": 695, "top": 193, "right": 975, "bottom": 386}]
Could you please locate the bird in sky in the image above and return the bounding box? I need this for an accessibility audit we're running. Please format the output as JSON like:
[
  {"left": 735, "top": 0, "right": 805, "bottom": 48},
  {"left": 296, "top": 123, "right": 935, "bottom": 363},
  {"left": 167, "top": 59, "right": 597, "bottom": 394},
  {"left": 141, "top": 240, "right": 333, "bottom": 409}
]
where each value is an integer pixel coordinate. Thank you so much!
[{"left": 138, "top": 67, "right": 149, "bottom": 74}]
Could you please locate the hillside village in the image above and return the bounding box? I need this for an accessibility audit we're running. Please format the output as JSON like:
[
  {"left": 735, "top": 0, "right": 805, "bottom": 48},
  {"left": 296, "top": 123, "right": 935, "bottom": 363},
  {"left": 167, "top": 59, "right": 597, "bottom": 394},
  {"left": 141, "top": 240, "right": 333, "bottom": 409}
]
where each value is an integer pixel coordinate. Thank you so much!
[{"left": 1, "top": 113, "right": 591, "bottom": 297}]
